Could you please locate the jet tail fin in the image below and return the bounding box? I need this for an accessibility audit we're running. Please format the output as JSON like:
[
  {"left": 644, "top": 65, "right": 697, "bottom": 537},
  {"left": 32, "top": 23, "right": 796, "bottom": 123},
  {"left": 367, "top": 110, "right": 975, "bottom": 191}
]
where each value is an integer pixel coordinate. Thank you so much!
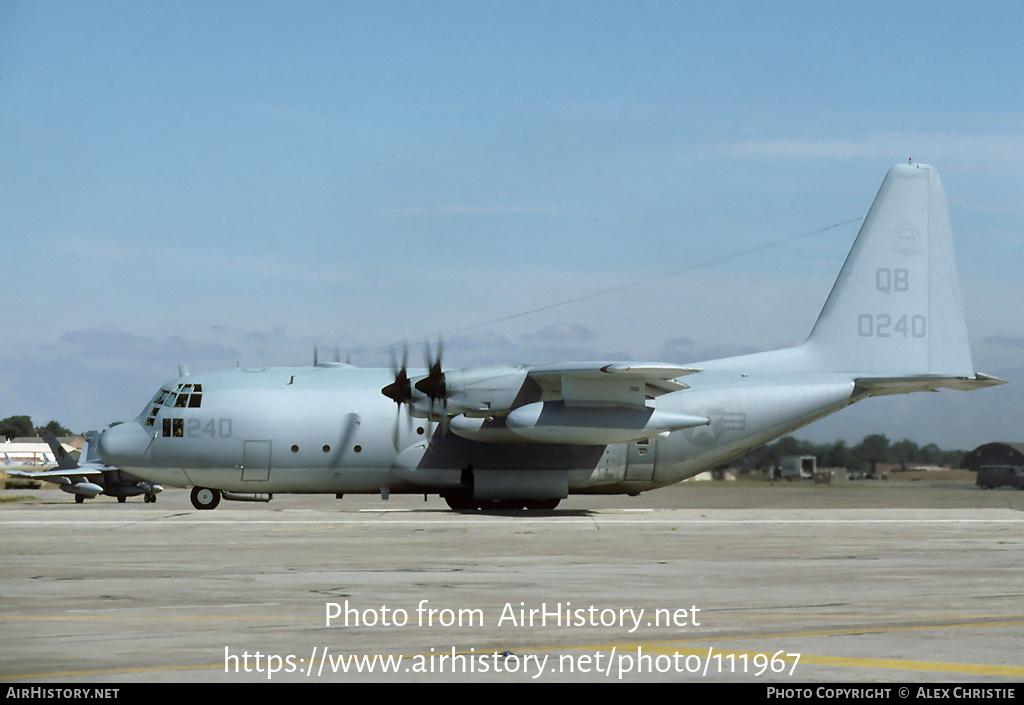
[
  {"left": 39, "top": 430, "right": 78, "bottom": 470},
  {"left": 804, "top": 163, "right": 982, "bottom": 379},
  {"left": 83, "top": 431, "right": 103, "bottom": 465}
]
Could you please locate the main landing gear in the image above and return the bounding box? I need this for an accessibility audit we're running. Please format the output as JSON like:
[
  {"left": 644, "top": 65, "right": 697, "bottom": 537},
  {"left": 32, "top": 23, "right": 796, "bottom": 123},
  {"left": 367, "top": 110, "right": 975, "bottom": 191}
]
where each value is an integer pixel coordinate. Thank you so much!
[{"left": 190, "top": 486, "right": 222, "bottom": 510}]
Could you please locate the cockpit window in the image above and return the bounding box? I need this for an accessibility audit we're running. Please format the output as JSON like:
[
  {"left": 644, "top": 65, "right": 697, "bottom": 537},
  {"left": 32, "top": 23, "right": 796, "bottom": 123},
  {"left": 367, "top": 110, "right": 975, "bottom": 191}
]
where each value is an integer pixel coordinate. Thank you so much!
[
  {"left": 174, "top": 383, "right": 202, "bottom": 408},
  {"left": 153, "top": 384, "right": 203, "bottom": 409},
  {"left": 143, "top": 383, "right": 203, "bottom": 427}
]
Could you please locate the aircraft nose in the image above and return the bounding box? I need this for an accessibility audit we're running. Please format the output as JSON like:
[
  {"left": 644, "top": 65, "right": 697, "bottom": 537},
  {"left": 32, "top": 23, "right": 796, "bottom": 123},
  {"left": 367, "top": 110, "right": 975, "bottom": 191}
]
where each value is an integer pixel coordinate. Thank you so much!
[{"left": 98, "top": 421, "right": 152, "bottom": 466}]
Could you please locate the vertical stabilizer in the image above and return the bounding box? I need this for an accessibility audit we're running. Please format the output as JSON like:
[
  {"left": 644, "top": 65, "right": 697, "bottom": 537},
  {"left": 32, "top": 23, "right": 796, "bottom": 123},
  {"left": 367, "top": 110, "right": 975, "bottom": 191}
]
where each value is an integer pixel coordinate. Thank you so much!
[
  {"left": 804, "top": 163, "right": 974, "bottom": 376},
  {"left": 40, "top": 430, "right": 78, "bottom": 470},
  {"left": 83, "top": 431, "right": 103, "bottom": 465}
]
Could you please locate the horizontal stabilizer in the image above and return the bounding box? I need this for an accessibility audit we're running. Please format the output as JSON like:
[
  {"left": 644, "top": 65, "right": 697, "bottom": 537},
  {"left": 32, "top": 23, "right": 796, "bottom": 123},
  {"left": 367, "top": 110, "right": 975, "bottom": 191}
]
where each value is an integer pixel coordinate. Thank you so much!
[{"left": 855, "top": 373, "right": 1007, "bottom": 396}]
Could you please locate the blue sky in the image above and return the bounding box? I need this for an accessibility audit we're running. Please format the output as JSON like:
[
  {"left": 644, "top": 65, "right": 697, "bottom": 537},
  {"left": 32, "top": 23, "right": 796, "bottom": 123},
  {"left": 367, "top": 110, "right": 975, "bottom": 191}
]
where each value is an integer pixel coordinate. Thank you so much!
[{"left": 2, "top": 1, "right": 1021, "bottom": 448}]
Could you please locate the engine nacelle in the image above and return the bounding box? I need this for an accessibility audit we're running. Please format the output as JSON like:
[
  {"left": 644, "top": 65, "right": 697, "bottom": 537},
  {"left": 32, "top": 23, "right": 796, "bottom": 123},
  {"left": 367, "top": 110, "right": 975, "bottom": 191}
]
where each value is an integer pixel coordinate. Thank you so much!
[
  {"left": 505, "top": 402, "right": 709, "bottom": 445},
  {"left": 448, "top": 415, "right": 527, "bottom": 443},
  {"left": 437, "top": 365, "right": 538, "bottom": 416}
]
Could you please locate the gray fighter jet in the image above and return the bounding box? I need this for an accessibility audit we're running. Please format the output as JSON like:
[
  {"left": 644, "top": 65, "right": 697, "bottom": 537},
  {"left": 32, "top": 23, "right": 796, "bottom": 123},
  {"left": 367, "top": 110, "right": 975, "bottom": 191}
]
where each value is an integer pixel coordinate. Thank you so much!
[
  {"left": 7, "top": 430, "right": 163, "bottom": 503},
  {"left": 98, "top": 163, "right": 1004, "bottom": 511}
]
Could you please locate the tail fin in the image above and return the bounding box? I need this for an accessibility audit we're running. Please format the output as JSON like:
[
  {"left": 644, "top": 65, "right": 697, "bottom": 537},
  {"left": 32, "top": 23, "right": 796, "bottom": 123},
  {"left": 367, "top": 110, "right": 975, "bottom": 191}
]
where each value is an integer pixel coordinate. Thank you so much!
[
  {"left": 805, "top": 163, "right": 975, "bottom": 378},
  {"left": 40, "top": 430, "right": 78, "bottom": 470},
  {"left": 83, "top": 431, "right": 103, "bottom": 465},
  {"left": 693, "top": 163, "right": 1002, "bottom": 391}
]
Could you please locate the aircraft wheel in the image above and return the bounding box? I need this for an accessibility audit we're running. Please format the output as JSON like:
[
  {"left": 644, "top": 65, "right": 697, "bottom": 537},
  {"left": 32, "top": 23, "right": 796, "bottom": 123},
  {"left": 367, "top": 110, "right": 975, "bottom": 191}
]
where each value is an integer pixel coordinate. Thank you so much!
[
  {"left": 75, "top": 494, "right": 85, "bottom": 504},
  {"left": 443, "top": 494, "right": 477, "bottom": 511},
  {"left": 492, "top": 499, "right": 527, "bottom": 510},
  {"left": 191, "top": 486, "right": 221, "bottom": 510},
  {"left": 118, "top": 496, "right": 127, "bottom": 503},
  {"left": 145, "top": 494, "right": 156, "bottom": 503},
  {"left": 524, "top": 499, "right": 560, "bottom": 511}
]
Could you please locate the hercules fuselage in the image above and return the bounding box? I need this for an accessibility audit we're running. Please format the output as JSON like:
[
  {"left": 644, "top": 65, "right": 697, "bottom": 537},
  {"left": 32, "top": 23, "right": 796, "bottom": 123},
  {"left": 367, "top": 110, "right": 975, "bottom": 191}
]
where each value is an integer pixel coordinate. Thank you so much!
[{"left": 101, "top": 360, "right": 858, "bottom": 499}]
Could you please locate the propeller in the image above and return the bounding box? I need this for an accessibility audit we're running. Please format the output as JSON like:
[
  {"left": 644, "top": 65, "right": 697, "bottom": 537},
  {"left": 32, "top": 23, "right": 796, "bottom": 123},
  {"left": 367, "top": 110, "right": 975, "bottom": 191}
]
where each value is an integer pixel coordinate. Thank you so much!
[
  {"left": 312, "top": 342, "right": 344, "bottom": 367},
  {"left": 415, "top": 339, "right": 449, "bottom": 437},
  {"left": 381, "top": 339, "right": 452, "bottom": 447},
  {"left": 381, "top": 344, "right": 415, "bottom": 449},
  {"left": 381, "top": 344, "right": 413, "bottom": 405}
]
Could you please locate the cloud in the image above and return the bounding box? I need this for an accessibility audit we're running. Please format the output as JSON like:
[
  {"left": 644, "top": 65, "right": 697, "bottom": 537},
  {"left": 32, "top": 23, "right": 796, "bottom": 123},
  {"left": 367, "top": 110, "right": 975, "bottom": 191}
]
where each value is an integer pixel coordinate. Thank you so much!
[
  {"left": 982, "top": 335, "right": 1024, "bottom": 349},
  {"left": 520, "top": 322, "right": 596, "bottom": 344},
  {"left": 658, "top": 337, "right": 763, "bottom": 364},
  {"left": 58, "top": 326, "right": 235, "bottom": 364}
]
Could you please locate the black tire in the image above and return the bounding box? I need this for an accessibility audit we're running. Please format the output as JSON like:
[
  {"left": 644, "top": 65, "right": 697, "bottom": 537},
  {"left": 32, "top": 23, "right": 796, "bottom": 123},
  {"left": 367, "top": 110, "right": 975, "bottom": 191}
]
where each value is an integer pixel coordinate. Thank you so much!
[
  {"left": 75, "top": 494, "right": 85, "bottom": 504},
  {"left": 443, "top": 493, "right": 477, "bottom": 511},
  {"left": 492, "top": 499, "right": 527, "bottom": 510},
  {"left": 117, "top": 496, "right": 127, "bottom": 503},
  {"left": 191, "top": 486, "right": 221, "bottom": 510},
  {"left": 524, "top": 499, "right": 560, "bottom": 511}
]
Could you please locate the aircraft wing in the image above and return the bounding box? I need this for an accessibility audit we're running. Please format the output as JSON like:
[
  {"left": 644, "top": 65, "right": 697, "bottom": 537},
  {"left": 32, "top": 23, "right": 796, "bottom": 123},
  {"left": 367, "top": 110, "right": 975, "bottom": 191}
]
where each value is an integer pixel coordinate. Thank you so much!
[
  {"left": 4, "top": 466, "right": 103, "bottom": 481},
  {"left": 425, "top": 359, "right": 707, "bottom": 445},
  {"left": 439, "top": 361, "right": 707, "bottom": 445},
  {"left": 526, "top": 361, "right": 699, "bottom": 406}
]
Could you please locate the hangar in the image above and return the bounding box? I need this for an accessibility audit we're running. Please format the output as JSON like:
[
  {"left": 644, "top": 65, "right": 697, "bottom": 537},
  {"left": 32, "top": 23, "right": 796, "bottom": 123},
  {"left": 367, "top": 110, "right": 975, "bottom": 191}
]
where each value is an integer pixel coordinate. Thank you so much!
[{"left": 961, "top": 442, "right": 1024, "bottom": 490}]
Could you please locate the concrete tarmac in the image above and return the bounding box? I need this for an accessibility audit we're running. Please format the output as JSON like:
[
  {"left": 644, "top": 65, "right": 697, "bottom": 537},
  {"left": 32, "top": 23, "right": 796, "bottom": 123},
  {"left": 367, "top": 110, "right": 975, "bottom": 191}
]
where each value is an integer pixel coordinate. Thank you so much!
[{"left": 1, "top": 479, "right": 1022, "bottom": 683}]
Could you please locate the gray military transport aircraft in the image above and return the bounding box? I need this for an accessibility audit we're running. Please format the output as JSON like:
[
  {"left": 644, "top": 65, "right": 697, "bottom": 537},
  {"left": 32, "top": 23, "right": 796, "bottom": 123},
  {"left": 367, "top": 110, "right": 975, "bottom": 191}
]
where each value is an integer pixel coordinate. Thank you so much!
[{"left": 98, "top": 163, "right": 1004, "bottom": 511}]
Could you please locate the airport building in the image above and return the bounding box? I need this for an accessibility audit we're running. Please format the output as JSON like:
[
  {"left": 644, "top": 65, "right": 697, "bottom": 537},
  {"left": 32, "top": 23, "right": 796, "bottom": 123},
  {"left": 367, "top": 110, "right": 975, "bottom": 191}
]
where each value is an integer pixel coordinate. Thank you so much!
[
  {"left": 961, "top": 442, "right": 1024, "bottom": 490},
  {"left": 1, "top": 437, "right": 80, "bottom": 464}
]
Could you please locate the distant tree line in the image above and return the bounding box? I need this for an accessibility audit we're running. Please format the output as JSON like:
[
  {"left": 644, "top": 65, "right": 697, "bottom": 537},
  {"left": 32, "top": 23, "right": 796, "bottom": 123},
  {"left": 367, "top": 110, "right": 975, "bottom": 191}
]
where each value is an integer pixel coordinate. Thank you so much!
[
  {"left": 1, "top": 416, "right": 73, "bottom": 441},
  {"left": 738, "top": 433, "right": 967, "bottom": 473}
]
